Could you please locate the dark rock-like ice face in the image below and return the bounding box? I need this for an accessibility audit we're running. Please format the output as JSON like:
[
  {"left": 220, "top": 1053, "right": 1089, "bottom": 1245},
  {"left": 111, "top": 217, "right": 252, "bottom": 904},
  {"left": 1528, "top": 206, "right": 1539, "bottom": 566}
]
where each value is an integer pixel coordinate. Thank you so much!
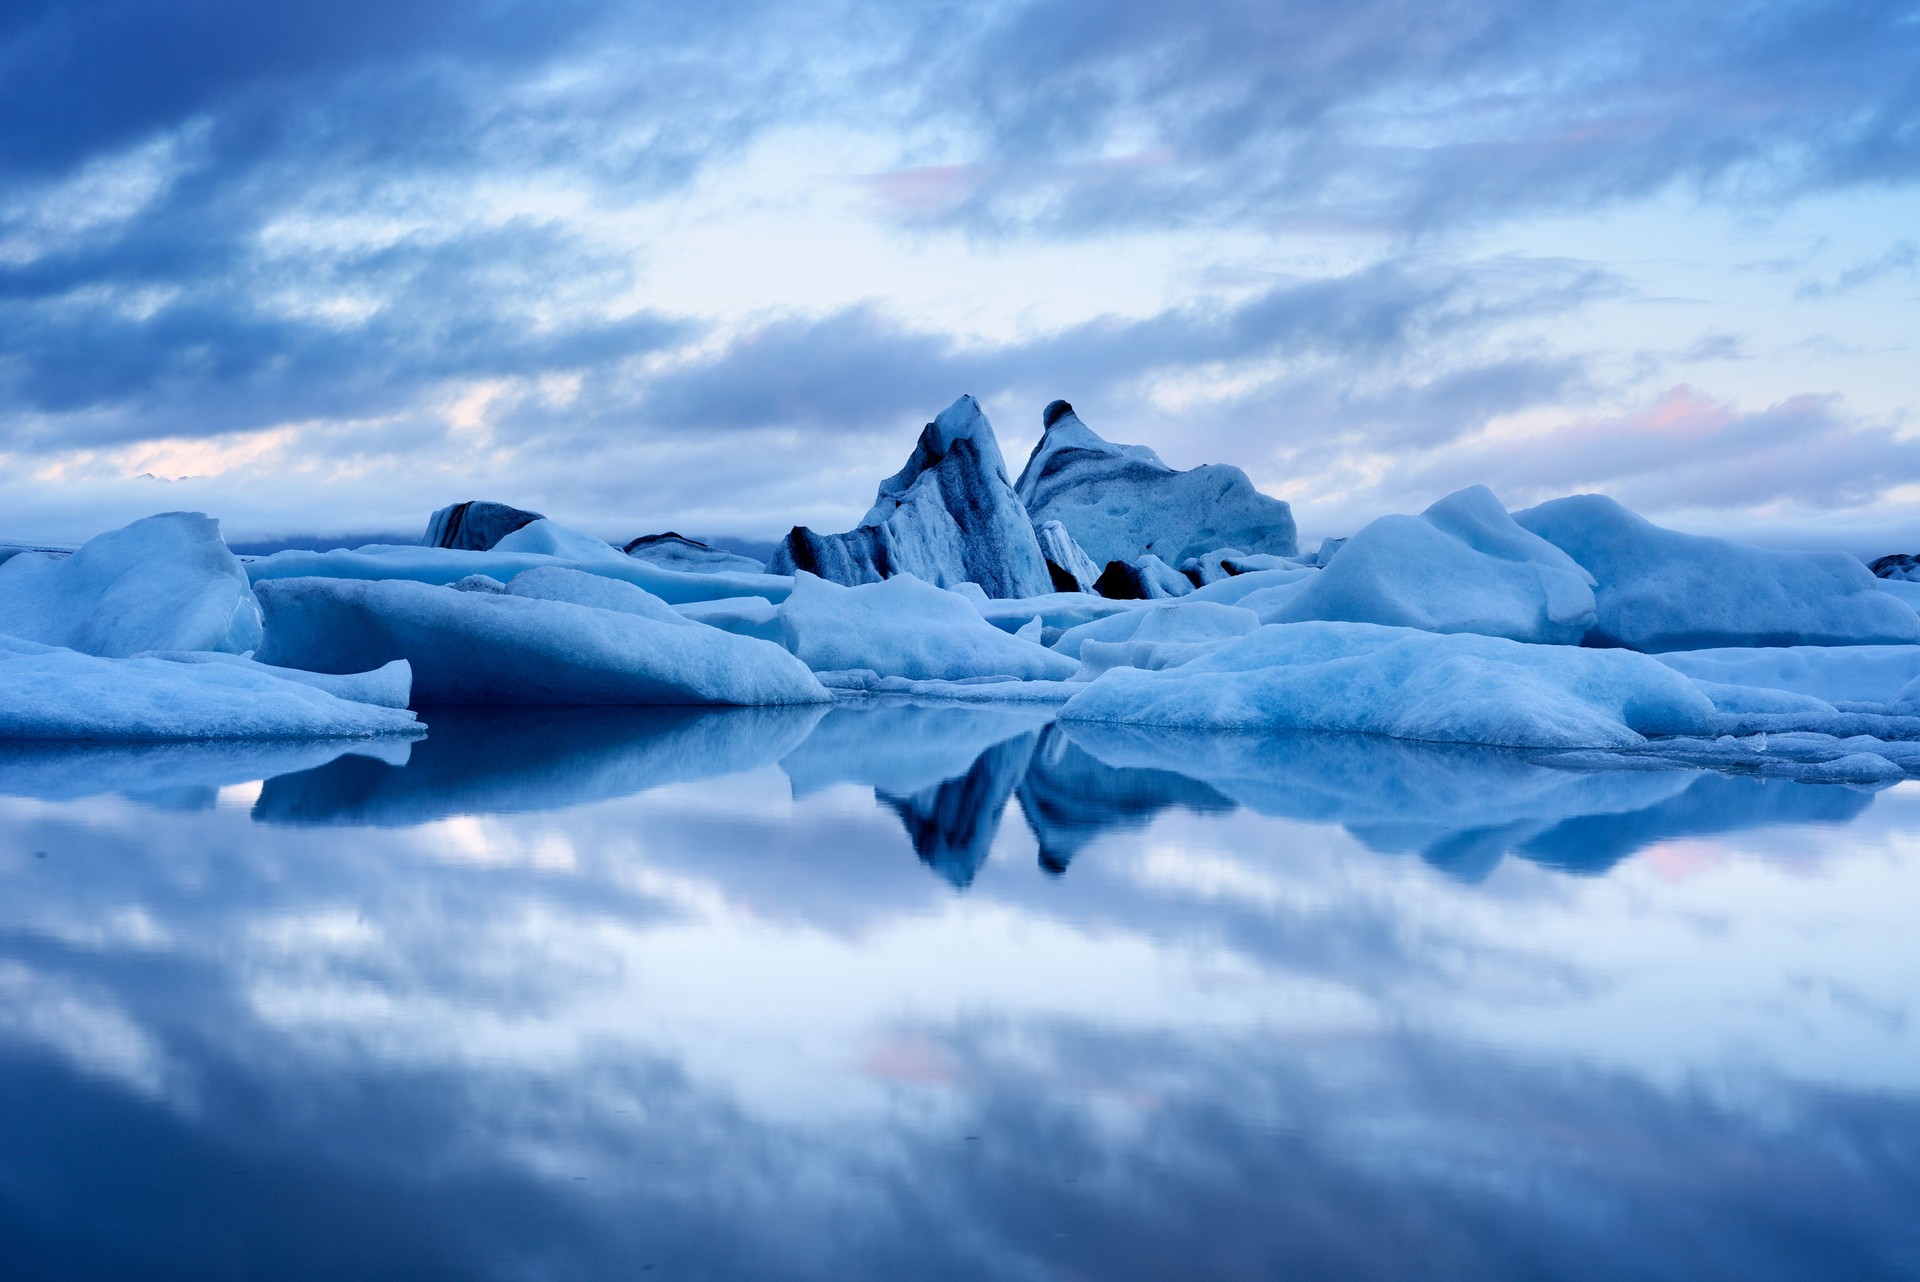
[
  {"left": 422, "top": 500, "right": 545, "bottom": 552},
  {"left": 771, "top": 395, "right": 1055, "bottom": 599},
  {"left": 1870, "top": 552, "right": 1920, "bottom": 582},
  {"left": 1015, "top": 403, "right": 1298, "bottom": 567}
]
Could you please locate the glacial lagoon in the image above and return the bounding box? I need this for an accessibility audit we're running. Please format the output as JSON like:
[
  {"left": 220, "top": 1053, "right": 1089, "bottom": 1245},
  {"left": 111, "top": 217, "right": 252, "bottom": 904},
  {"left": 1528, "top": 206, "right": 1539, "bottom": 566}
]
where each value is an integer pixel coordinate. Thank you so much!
[{"left": 1, "top": 704, "right": 1916, "bottom": 1280}]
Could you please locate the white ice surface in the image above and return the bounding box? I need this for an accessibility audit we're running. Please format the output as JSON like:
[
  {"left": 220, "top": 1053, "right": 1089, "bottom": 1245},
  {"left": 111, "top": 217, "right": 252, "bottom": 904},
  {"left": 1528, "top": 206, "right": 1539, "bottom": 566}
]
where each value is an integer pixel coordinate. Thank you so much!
[
  {"left": 0, "top": 512, "right": 262, "bottom": 656},
  {"left": 1269, "top": 486, "right": 1597, "bottom": 644},
  {"left": 673, "top": 596, "right": 784, "bottom": 642},
  {"left": 1060, "top": 621, "right": 1718, "bottom": 748},
  {"left": 1, "top": 635, "right": 421, "bottom": 741},
  {"left": 777, "top": 573, "right": 1078, "bottom": 682},
  {"left": 490, "top": 519, "right": 627, "bottom": 562},
  {"left": 1654, "top": 645, "right": 1920, "bottom": 706},
  {"left": 254, "top": 577, "right": 829, "bottom": 706},
  {"left": 1516, "top": 494, "right": 1920, "bottom": 650},
  {"left": 144, "top": 652, "right": 414, "bottom": 709}
]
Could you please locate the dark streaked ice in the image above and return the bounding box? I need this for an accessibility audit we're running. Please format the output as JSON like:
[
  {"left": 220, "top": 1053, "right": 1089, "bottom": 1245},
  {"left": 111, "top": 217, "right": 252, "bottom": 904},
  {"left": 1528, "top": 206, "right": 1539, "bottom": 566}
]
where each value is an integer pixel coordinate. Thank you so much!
[{"left": 1, "top": 704, "right": 1915, "bottom": 1281}]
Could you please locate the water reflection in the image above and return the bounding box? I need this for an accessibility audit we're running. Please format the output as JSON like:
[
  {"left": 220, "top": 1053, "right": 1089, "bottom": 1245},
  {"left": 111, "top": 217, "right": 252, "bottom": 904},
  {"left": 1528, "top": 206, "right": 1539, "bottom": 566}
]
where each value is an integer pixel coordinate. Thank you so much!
[{"left": 1, "top": 701, "right": 1916, "bottom": 1280}]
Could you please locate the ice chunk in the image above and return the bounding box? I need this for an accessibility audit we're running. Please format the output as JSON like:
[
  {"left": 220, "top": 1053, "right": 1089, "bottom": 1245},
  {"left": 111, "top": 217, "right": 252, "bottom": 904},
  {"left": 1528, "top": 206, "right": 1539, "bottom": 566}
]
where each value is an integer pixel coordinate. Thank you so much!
[
  {"left": 1054, "top": 601, "right": 1261, "bottom": 663},
  {"left": 1015, "top": 400, "right": 1297, "bottom": 565},
  {"left": 1266, "top": 487, "right": 1596, "bottom": 644},
  {"left": 1186, "top": 565, "right": 1319, "bottom": 608},
  {"left": 502, "top": 565, "right": 691, "bottom": 625},
  {"left": 1035, "top": 519, "right": 1101, "bottom": 593},
  {"left": 772, "top": 395, "right": 1054, "bottom": 599},
  {"left": 1515, "top": 493, "right": 1920, "bottom": 650},
  {"left": 253, "top": 577, "right": 829, "bottom": 706},
  {"left": 248, "top": 543, "right": 793, "bottom": 605},
  {"left": 673, "top": 595, "right": 783, "bottom": 642},
  {"left": 1093, "top": 554, "right": 1194, "bottom": 600},
  {"left": 1, "top": 635, "right": 420, "bottom": 740},
  {"left": 1059, "top": 621, "right": 1718, "bottom": 748},
  {"left": 777, "top": 572, "right": 1078, "bottom": 682},
  {"left": 624, "top": 533, "right": 767, "bottom": 574},
  {"left": 144, "top": 652, "right": 413, "bottom": 708},
  {"left": 1654, "top": 645, "right": 1920, "bottom": 705},
  {"left": 423, "top": 500, "right": 543, "bottom": 551},
  {"left": 0, "top": 512, "right": 262, "bottom": 656},
  {"left": 490, "top": 518, "right": 625, "bottom": 561}
]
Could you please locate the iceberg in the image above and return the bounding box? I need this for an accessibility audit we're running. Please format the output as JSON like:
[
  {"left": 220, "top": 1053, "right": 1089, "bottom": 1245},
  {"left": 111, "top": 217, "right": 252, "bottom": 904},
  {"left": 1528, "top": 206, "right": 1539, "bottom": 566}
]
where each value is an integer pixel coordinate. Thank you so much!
[
  {"left": 143, "top": 652, "right": 413, "bottom": 709},
  {"left": 1059, "top": 621, "right": 1718, "bottom": 748},
  {"left": 624, "top": 533, "right": 767, "bottom": 574},
  {"left": 422, "top": 500, "right": 544, "bottom": 551},
  {"left": 1014, "top": 400, "right": 1298, "bottom": 566},
  {"left": 777, "top": 572, "right": 1078, "bottom": 682},
  {"left": 1, "top": 635, "right": 420, "bottom": 741},
  {"left": 1870, "top": 553, "right": 1920, "bottom": 582},
  {"left": 0, "top": 512, "right": 261, "bottom": 656},
  {"left": 1266, "top": 486, "right": 1597, "bottom": 645},
  {"left": 771, "top": 395, "right": 1055, "bottom": 599},
  {"left": 1054, "top": 602, "right": 1262, "bottom": 674},
  {"left": 253, "top": 576, "right": 830, "bottom": 706},
  {"left": 247, "top": 543, "right": 793, "bottom": 605},
  {"left": 1514, "top": 494, "right": 1920, "bottom": 650}
]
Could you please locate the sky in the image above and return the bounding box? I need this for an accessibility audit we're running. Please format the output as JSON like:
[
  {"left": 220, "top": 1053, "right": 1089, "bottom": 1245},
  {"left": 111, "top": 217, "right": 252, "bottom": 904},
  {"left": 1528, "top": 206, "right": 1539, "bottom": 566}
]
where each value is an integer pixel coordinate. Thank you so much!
[{"left": 1, "top": 0, "right": 1917, "bottom": 552}]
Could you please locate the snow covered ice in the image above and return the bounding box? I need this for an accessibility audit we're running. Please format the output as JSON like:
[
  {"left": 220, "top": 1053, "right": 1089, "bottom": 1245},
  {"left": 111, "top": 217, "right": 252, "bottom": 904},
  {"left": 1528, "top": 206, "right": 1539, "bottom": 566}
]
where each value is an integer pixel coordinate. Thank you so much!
[{"left": 778, "top": 572, "right": 1077, "bottom": 683}]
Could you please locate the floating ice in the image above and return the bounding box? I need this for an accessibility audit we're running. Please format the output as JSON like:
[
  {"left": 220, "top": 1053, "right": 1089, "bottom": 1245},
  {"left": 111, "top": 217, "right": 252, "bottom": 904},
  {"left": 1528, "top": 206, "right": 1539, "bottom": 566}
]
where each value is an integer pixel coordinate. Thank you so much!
[
  {"left": 1, "top": 635, "right": 420, "bottom": 741},
  {"left": 1654, "top": 645, "right": 1920, "bottom": 706},
  {"left": 490, "top": 518, "right": 625, "bottom": 561},
  {"left": 254, "top": 576, "right": 829, "bottom": 706},
  {"left": 773, "top": 395, "right": 1054, "bottom": 599},
  {"left": 624, "top": 533, "right": 767, "bottom": 574},
  {"left": 423, "top": 500, "right": 544, "bottom": 551},
  {"left": 0, "top": 512, "right": 261, "bottom": 656},
  {"left": 1267, "top": 486, "right": 1597, "bottom": 645},
  {"left": 777, "top": 572, "right": 1078, "bottom": 682},
  {"left": 1515, "top": 494, "right": 1920, "bottom": 650},
  {"left": 1060, "top": 621, "right": 1718, "bottom": 748},
  {"left": 1093, "top": 554, "right": 1195, "bottom": 600},
  {"left": 248, "top": 542, "right": 793, "bottom": 605},
  {"left": 144, "top": 652, "right": 413, "bottom": 709},
  {"left": 1015, "top": 400, "right": 1297, "bottom": 566}
]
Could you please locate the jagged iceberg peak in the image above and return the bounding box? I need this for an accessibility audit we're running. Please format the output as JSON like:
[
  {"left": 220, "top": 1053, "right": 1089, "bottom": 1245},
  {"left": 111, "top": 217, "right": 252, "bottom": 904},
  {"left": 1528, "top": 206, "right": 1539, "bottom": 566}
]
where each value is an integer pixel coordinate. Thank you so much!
[
  {"left": 1015, "top": 400, "right": 1298, "bottom": 566},
  {"left": 771, "top": 394, "right": 1055, "bottom": 599}
]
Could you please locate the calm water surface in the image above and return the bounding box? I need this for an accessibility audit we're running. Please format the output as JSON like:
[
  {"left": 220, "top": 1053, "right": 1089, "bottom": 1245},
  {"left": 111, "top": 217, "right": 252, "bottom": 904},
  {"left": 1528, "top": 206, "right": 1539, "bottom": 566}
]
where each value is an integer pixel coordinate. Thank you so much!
[{"left": 1, "top": 701, "right": 1916, "bottom": 1280}]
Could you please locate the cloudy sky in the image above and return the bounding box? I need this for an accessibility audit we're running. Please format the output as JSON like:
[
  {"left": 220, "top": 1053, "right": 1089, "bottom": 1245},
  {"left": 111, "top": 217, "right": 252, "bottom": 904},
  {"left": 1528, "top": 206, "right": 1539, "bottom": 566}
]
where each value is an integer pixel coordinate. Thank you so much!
[{"left": 2, "top": 0, "right": 1916, "bottom": 550}]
